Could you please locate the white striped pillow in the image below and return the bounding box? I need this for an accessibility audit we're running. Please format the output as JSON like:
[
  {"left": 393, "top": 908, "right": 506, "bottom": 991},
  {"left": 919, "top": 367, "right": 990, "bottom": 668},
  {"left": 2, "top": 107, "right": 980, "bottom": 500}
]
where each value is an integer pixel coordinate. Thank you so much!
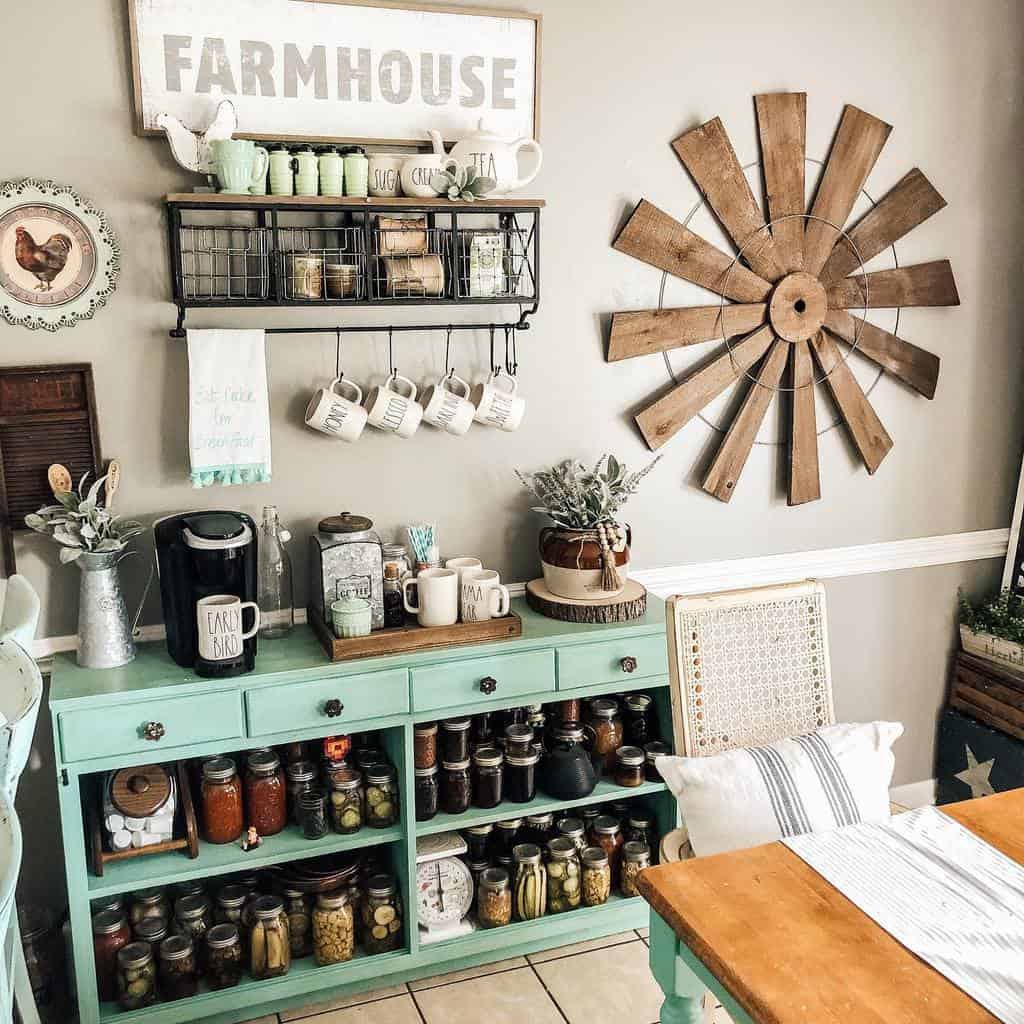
[{"left": 657, "top": 721, "right": 903, "bottom": 857}]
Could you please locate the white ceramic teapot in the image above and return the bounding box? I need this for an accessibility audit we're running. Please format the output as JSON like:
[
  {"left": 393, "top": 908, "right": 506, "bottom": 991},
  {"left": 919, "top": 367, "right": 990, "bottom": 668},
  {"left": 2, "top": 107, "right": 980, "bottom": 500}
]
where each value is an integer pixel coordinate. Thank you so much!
[{"left": 428, "top": 119, "right": 542, "bottom": 196}]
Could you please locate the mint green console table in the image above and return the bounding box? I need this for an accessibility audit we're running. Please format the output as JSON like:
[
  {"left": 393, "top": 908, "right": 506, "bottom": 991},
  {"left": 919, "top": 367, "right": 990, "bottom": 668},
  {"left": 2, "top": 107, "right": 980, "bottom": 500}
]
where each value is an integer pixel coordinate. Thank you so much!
[{"left": 51, "top": 596, "right": 674, "bottom": 1024}]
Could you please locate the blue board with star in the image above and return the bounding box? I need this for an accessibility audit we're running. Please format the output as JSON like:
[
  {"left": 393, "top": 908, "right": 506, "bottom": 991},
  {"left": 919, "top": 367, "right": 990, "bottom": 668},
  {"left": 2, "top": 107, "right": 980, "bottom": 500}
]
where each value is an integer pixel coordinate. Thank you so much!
[{"left": 937, "top": 707, "right": 1022, "bottom": 804}]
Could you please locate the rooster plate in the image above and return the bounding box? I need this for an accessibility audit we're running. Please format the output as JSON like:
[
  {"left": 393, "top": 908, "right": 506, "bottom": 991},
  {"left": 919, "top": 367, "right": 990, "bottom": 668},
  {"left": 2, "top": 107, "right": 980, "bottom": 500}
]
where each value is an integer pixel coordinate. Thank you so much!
[{"left": 0, "top": 179, "right": 119, "bottom": 331}]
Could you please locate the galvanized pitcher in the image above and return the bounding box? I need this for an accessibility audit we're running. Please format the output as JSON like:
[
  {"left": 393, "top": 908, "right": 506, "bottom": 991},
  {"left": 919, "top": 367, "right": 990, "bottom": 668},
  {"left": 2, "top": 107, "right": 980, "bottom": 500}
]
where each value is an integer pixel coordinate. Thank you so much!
[{"left": 75, "top": 551, "right": 149, "bottom": 669}]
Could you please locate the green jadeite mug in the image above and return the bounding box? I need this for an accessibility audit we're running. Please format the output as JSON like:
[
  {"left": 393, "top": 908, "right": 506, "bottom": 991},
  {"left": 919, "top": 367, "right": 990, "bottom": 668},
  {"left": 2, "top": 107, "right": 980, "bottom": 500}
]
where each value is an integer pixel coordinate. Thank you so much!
[{"left": 213, "top": 139, "right": 270, "bottom": 195}]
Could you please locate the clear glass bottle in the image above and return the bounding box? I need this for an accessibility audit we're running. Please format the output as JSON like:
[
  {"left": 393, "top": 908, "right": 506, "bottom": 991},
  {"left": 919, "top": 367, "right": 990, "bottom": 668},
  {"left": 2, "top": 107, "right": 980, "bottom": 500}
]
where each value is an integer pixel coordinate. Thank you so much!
[
  {"left": 257, "top": 504, "right": 294, "bottom": 638},
  {"left": 545, "top": 837, "right": 581, "bottom": 913}
]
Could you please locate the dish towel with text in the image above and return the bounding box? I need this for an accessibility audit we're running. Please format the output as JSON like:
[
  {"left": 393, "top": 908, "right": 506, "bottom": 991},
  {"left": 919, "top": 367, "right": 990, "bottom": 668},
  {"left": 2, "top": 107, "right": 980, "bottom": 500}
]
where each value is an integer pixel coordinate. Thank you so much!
[
  {"left": 784, "top": 806, "right": 1024, "bottom": 1023},
  {"left": 187, "top": 329, "right": 272, "bottom": 488}
]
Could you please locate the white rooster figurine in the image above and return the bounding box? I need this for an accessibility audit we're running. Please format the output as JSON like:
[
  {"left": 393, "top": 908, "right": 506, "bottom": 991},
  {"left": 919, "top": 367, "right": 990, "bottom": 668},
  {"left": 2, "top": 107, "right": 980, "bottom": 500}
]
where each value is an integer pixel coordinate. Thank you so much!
[{"left": 156, "top": 99, "right": 238, "bottom": 183}]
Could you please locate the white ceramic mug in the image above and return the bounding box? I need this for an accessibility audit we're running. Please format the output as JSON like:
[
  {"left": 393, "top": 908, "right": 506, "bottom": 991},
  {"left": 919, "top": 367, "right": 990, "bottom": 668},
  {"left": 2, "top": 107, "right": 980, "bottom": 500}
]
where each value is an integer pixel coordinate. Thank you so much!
[
  {"left": 305, "top": 377, "right": 367, "bottom": 442},
  {"left": 460, "top": 569, "right": 511, "bottom": 623},
  {"left": 402, "top": 567, "right": 458, "bottom": 628},
  {"left": 368, "top": 154, "right": 405, "bottom": 197},
  {"left": 196, "top": 594, "right": 260, "bottom": 662},
  {"left": 445, "top": 556, "right": 482, "bottom": 616},
  {"left": 470, "top": 371, "right": 526, "bottom": 432},
  {"left": 422, "top": 374, "right": 476, "bottom": 435},
  {"left": 365, "top": 373, "right": 422, "bottom": 438}
]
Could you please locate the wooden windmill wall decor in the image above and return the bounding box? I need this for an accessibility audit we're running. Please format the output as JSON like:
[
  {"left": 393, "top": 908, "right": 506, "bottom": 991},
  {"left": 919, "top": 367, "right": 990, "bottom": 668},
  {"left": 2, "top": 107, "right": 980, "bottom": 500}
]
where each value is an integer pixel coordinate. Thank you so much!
[{"left": 608, "top": 93, "right": 960, "bottom": 504}]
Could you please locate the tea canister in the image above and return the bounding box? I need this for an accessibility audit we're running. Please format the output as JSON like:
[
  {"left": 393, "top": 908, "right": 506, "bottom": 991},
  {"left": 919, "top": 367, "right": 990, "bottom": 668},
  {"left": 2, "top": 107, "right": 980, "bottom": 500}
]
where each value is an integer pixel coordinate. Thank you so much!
[{"left": 310, "top": 513, "right": 385, "bottom": 630}]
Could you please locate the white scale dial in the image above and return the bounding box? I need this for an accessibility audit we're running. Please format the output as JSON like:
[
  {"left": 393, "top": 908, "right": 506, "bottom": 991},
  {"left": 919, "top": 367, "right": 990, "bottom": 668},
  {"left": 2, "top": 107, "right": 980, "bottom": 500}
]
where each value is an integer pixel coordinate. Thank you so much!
[{"left": 416, "top": 856, "right": 474, "bottom": 929}]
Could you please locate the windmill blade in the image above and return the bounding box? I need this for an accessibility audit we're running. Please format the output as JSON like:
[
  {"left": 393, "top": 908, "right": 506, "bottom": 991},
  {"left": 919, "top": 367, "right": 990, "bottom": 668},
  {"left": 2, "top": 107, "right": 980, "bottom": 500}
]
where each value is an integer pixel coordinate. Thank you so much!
[
  {"left": 824, "top": 309, "right": 939, "bottom": 399},
  {"left": 788, "top": 341, "right": 821, "bottom": 505},
  {"left": 803, "top": 105, "right": 893, "bottom": 276},
  {"left": 810, "top": 331, "right": 893, "bottom": 474},
  {"left": 635, "top": 326, "right": 774, "bottom": 450},
  {"left": 672, "top": 118, "right": 786, "bottom": 282},
  {"left": 607, "top": 304, "right": 767, "bottom": 361},
  {"left": 703, "top": 338, "right": 789, "bottom": 501},
  {"left": 820, "top": 168, "right": 947, "bottom": 282},
  {"left": 755, "top": 92, "right": 807, "bottom": 273},
  {"left": 614, "top": 199, "right": 773, "bottom": 303},
  {"left": 826, "top": 260, "right": 960, "bottom": 308}
]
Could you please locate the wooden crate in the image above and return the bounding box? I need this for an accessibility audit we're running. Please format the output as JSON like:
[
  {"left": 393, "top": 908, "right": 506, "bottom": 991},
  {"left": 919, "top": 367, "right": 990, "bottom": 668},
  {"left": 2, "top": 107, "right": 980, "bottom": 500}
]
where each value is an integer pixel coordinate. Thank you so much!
[{"left": 949, "top": 650, "right": 1024, "bottom": 741}]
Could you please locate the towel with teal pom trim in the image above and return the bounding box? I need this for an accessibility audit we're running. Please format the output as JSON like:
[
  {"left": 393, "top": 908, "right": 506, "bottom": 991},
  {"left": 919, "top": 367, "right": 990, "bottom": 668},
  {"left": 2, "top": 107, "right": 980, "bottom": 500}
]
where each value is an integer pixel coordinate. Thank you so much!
[{"left": 187, "top": 329, "right": 272, "bottom": 489}]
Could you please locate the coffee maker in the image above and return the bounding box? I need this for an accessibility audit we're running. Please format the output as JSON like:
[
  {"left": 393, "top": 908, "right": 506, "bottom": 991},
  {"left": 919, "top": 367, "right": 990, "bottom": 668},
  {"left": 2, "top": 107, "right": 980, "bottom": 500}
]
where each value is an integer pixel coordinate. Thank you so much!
[{"left": 154, "top": 511, "right": 258, "bottom": 677}]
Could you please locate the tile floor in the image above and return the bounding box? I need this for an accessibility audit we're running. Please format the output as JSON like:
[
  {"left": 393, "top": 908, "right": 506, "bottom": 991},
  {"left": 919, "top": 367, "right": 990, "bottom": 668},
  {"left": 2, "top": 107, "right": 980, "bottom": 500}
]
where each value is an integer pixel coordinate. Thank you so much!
[{"left": 242, "top": 929, "right": 733, "bottom": 1024}]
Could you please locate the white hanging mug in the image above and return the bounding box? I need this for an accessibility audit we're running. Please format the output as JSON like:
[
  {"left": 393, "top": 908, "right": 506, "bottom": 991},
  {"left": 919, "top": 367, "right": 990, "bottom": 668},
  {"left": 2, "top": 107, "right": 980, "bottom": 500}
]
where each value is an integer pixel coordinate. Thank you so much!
[
  {"left": 365, "top": 373, "right": 423, "bottom": 438},
  {"left": 460, "top": 569, "right": 510, "bottom": 622},
  {"left": 422, "top": 373, "right": 476, "bottom": 436},
  {"left": 305, "top": 377, "right": 367, "bottom": 442},
  {"left": 471, "top": 370, "right": 525, "bottom": 432},
  {"left": 196, "top": 594, "right": 260, "bottom": 662},
  {"left": 402, "top": 567, "right": 459, "bottom": 627}
]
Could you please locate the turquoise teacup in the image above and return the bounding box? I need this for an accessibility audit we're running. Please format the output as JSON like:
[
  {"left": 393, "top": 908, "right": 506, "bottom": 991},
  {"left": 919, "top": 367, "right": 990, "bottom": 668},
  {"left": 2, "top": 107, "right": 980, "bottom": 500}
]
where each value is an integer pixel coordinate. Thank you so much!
[{"left": 213, "top": 139, "right": 269, "bottom": 195}]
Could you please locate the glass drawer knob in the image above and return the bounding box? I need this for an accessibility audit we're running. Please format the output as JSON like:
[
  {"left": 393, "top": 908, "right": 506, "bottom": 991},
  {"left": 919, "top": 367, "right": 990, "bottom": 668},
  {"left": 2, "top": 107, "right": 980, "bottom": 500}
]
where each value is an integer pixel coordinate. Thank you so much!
[
  {"left": 142, "top": 721, "right": 165, "bottom": 742},
  {"left": 324, "top": 698, "right": 344, "bottom": 718},
  {"left": 479, "top": 676, "right": 498, "bottom": 695},
  {"left": 620, "top": 656, "right": 638, "bottom": 674}
]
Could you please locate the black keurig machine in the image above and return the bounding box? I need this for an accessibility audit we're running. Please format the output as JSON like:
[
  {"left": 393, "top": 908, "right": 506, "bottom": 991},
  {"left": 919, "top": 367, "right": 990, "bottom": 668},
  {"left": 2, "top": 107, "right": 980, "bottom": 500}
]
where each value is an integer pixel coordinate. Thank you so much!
[{"left": 154, "top": 511, "right": 258, "bottom": 677}]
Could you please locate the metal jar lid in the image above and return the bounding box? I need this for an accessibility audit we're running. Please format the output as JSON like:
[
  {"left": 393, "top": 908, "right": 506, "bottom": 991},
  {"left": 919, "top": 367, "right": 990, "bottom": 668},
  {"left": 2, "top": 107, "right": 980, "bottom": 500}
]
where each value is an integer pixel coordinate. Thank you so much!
[
  {"left": 285, "top": 760, "right": 317, "bottom": 783},
  {"left": 506, "top": 749, "right": 540, "bottom": 767},
  {"left": 512, "top": 842, "right": 542, "bottom": 865},
  {"left": 496, "top": 818, "right": 523, "bottom": 830},
  {"left": 134, "top": 888, "right": 165, "bottom": 907},
  {"left": 414, "top": 764, "right": 439, "bottom": 777},
  {"left": 556, "top": 816, "right": 585, "bottom": 838},
  {"left": 366, "top": 873, "right": 396, "bottom": 898},
  {"left": 159, "top": 934, "right": 193, "bottom": 961},
  {"left": 479, "top": 867, "right": 510, "bottom": 891},
  {"left": 589, "top": 698, "right": 619, "bottom": 719},
  {"left": 246, "top": 749, "right": 281, "bottom": 776},
  {"left": 91, "top": 895, "right": 124, "bottom": 915},
  {"left": 298, "top": 788, "right": 326, "bottom": 806},
  {"left": 117, "top": 942, "right": 153, "bottom": 969},
  {"left": 175, "top": 894, "right": 209, "bottom": 921},
  {"left": 552, "top": 722, "right": 585, "bottom": 742},
  {"left": 504, "top": 724, "right": 533, "bottom": 746},
  {"left": 203, "top": 756, "right": 238, "bottom": 783},
  {"left": 441, "top": 717, "right": 471, "bottom": 732},
  {"left": 329, "top": 767, "right": 362, "bottom": 790},
  {"left": 624, "top": 693, "right": 653, "bottom": 712},
  {"left": 526, "top": 812, "right": 554, "bottom": 826},
  {"left": 473, "top": 746, "right": 504, "bottom": 768},
  {"left": 465, "top": 822, "right": 493, "bottom": 835},
  {"left": 316, "top": 891, "right": 350, "bottom": 909},
  {"left": 217, "top": 884, "right": 249, "bottom": 910},
  {"left": 442, "top": 759, "right": 471, "bottom": 771},
  {"left": 172, "top": 880, "right": 205, "bottom": 899},
  {"left": 616, "top": 745, "right": 646, "bottom": 767},
  {"left": 365, "top": 764, "right": 395, "bottom": 785},
  {"left": 356, "top": 748, "right": 386, "bottom": 770},
  {"left": 92, "top": 910, "right": 127, "bottom": 936},
  {"left": 382, "top": 543, "right": 407, "bottom": 558},
  {"left": 547, "top": 836, "right": 578, "bottom": 860},
  {"left": 252, "top": 895, "right": 284, "bottom": 921},
  {"left": 206, "top": 923, "right": 239, "bottom": 949},
  {"left": 645, "top": 741, "right": 670, "bottom": 762},
  {"left": 414, "top": 722, "right": 438, "bottom": 736},
  {"left": 582, "top": 846, "right": 610, "bottom": 868},
  {"left": 134, "top": 917, "right": 168, "bottom": 944},
  {"left": 628, "top": 809, "right": 654, "bottom": 829},
  {"left": 592, "top": 815, "right": 621, "bottom": 836},
  {"left": 623, "top": 840, "right": 651, "bottom": 862},
  {"left": 318, "top": 513, "right": 375, "bottom": 537}
]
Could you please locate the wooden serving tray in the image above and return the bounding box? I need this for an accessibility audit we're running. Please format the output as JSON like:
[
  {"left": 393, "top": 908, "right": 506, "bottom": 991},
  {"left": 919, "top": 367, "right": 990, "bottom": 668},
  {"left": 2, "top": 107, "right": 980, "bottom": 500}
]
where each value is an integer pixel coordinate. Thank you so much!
[{"left": 308, "top": 606, "right": 522, "bottom": 662}]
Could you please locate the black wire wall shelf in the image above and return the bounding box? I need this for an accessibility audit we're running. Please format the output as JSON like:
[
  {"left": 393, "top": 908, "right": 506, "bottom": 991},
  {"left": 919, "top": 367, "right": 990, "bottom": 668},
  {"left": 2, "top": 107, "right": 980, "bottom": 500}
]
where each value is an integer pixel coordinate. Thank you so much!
[{"left": 165, "top": 194, "right": 543, "bottom": 338}]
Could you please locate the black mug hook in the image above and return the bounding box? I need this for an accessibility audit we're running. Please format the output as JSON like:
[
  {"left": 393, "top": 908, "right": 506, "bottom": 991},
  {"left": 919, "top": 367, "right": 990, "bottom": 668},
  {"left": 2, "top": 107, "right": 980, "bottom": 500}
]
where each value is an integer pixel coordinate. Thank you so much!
[
  {"left": 388, "top": 327, "right": 395, "bottom": 377},
  {"left": 445, "top": 325, "right": 454, "bottom": 378},
  {"left": 489, "top": 325, "right": 498, "bottom": 375},
  {"left": 335, "top": 328, "right": 343, "bottom": 380}
]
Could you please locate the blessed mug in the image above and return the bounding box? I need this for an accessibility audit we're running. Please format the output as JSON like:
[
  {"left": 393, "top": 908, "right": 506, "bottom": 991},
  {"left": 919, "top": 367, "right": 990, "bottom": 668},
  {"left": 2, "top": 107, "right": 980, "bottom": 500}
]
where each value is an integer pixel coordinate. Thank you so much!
[
  {"left": 471, "top": 371, "right": 526, "bottom": 432},
  {"left": 460, "top": 569, "right": 511, "bottom": 623},
  {"left": 196, "top": 594, "right": 260, "bottom": 662},
  {"left": 305, "top": 377, "right": 367, "bottom": 442},
  {"left": 365, "top": 373, "right": 422, "bottom": 438},
  {"left": 422, "top": 374, "right": 476, "bottom": 435},
  {"left": 402, "top": 568, "right": 459, "bottom": 628}
]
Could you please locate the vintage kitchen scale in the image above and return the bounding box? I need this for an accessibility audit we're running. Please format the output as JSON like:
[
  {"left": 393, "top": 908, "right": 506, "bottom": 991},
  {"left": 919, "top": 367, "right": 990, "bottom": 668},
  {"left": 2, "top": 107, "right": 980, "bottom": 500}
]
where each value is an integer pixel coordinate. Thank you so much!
[{"left": 415, "top": 833, "right": 475, "bottom": 943}]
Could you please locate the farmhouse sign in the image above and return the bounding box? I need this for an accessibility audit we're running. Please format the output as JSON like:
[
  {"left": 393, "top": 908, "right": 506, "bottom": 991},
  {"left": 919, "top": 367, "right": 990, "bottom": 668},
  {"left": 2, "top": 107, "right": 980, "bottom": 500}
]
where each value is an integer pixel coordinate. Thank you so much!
[{"left": 128, "top": 0, "right": 541, "bottom": 147}]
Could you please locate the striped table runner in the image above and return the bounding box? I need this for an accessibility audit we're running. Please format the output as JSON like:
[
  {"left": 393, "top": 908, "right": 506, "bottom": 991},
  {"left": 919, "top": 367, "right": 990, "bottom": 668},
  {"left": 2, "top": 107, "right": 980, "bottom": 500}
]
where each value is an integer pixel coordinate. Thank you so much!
[{"left": 784, "top": 807, "right": 1024, "bottom": 1023}]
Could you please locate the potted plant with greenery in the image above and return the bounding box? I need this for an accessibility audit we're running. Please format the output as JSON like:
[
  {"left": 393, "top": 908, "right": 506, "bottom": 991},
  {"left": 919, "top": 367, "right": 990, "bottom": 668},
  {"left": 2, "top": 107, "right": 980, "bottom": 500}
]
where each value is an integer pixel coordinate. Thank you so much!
[
  {"left": 516, "top": 454, "right": 660, "bottom": 600},
  {"left": 958, "top": 589, "right": 1024, "bottom": 671}
]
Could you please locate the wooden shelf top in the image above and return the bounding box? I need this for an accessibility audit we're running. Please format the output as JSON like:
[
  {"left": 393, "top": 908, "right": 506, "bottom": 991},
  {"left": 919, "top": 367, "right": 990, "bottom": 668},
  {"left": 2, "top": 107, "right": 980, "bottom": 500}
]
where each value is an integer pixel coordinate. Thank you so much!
[{"left": 166, "top": 193, "right": 545, "bottom": 209}]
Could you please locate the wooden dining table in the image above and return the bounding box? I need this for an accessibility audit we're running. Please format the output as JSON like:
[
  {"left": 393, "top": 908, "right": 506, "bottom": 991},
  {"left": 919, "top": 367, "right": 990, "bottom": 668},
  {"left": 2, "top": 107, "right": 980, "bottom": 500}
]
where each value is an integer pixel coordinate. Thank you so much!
[{"left": 638, "top": 791, "right": 1023, "bottom": 1024}]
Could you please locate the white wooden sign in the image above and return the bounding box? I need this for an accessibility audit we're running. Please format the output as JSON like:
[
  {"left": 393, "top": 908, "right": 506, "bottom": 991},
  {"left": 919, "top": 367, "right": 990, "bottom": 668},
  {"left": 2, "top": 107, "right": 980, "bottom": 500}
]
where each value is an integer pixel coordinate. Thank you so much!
[{"left": 128, "top": 0, "right": 540, "bottom": 147}]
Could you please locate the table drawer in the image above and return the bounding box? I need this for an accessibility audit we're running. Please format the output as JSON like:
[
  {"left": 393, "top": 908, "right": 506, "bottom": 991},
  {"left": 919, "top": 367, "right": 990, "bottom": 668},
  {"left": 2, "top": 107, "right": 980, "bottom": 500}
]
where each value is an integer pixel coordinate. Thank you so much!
[
  {"left": 59, "top": 691, "right": 244, "bottom": 763},
  {"left": 245, "top": 668, "right": 409, "bottom": 736},
  {"left": 557, "top": 634, "right": 669, "bottom": 690},
  {"left": 411, "top": 650, "right": 555, "bottom": 713}
]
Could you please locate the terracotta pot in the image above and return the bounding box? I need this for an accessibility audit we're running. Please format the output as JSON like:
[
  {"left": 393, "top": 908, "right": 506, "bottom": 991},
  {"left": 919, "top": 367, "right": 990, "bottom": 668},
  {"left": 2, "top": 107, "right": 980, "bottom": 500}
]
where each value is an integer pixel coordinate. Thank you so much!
[{"left": 539, "top": 525, "right": 630, "bottom": 600}]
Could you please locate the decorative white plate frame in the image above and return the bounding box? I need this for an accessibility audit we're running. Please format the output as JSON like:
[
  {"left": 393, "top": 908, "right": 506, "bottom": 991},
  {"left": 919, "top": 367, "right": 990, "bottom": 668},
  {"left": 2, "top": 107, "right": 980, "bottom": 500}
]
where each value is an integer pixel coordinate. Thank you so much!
[
  {"left": 666, "top": 580, "right": 836, "bottom": 758},
  {"left": 0, "top": 179, "right": 120, "bottom": 332}
]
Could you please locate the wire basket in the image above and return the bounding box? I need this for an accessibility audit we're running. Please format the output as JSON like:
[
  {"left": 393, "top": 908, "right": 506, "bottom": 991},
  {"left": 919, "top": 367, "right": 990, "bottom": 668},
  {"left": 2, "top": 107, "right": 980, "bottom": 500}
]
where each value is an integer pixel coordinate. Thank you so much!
[
  {"left": 454, "top": 225, "right": 535, "bottom": 300},
  {"left": 371, "top": 219, "right": 453, "bottom": 299},
  {"left": 278, "top": 225, "right": 366, "bottom": 301},
  {"left": 178, "top": 225, "right": 271, "bottom": 301}
]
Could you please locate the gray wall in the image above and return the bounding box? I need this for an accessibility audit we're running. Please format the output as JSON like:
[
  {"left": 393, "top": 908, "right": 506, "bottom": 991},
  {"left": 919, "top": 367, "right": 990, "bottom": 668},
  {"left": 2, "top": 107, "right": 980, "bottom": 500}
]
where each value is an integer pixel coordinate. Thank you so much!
[{"left": 3, "top": 0, "right": 1023, "bottom": 912}]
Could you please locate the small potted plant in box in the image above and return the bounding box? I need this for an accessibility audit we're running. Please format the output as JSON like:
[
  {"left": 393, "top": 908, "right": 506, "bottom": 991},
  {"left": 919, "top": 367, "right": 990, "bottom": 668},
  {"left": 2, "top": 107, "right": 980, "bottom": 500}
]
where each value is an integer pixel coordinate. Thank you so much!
[
  {"left": 516, "top": 454, "right": 660, "bottom": 600},
  {"left": 958, "top": 589, "right": 1024, "bottom": 671}
]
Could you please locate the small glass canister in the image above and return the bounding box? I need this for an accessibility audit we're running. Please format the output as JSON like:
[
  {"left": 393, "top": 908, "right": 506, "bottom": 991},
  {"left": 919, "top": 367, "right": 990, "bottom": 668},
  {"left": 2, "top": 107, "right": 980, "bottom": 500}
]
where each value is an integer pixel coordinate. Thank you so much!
[
  {"left": 364, "top": 764, "right": 399, "bottom": 827},
  {"left": 206, "top": 923, "right": 243, "bottom": 990},
  {"left": 249, "top": 895, "right": 291, "bottom": 980},
  {"left": 522, "top": 812, "right": 555, "bottom": 847},
  {"left": 361, "top": 874, "right": 402, "bottom": 954},
  {"left": 214, "top": 884, "right": 248, "bottom": 929},
  {"left": 328, "top": 767, "right": 364, "bottom": 834},
  {"left": 299, "top": 788, "right": 329, "bottom": 839},
  {"left": 173, "top": 894, "right": 212, "bottom": 968},
  {"left": 505, "top": 748, "right": 539, "bottom": 803},
  {"left": 414, "top": 764, "right": 439, "bottom": 821},
  {"left": 590, "top": 815, "right": 625, "bottom": 886},
  {"left": 129, "top": 889, "right": 169, "bottom": 932},
  {"left": 312, "top": 891, "right": 355, "bottom": 966},
  {"left": 282, "top": 888, "right": 313, "bottom": 959},
  {"left": 472, "top": 746, "right": 504, "bottom": 809},
  {"left": 621, "top": 840, "right": 651, "bottom": 897},
  {"left": 555, "top": 816, "right": 587, "bottom": 857},
  {"left": 440, "top": 717, "right": 471, "bottom": 763},
  {"left": 440, "top": 759, "right": 471, "bottom": 814},
  {"left": 644, "top": 741, "right": 670, "bottom": 782},
  {"left": 614, "top": 746, "right": 646, "bottom": 788},
  {"left": 477, "top": 867, "right": 512, "bottom": 928},
  {"left": 546, "top": 837, "right": 582, "bottom": 913},
  {"left": 463, "top": 822, "right": 492, "bottom": 860},
  {"left": 201, "top": 756, "right": 244, "bottom": 845},
  {"left": 490, "top": 818, "right": 523, "bottom": 861},
  {"left": 588, "top": 698, "right": 624, "bottom": 774},
  {"left": 413, "top": 722, "right": 438, "bottom": 769},
  {"left": 285, "top": 760, "right": 318, "bottom": 825},
  {"left": 382, "top": 542, "right": 411, "bottom": 581},
  {"left": 133, "top": 917, "right": 169, "bottom": 958},
  {"left": 116, "top": 942, "right": 156, "bottom": 1011},
  {"left": 245, "top": 749, "right": 287, "bottom": 837},
  {"left": 158, "top": 934, "right": 198, "bottom": 1001},
  {"left": 624, "top": 693, "right": 657, "bottom": 747},
  {"left": 581, "top": 847, "right": 612, "bottom": 906},
  {"left": 503, "top": 723, "right": 534, "bottom": 757},
  {"left": 626, "top": 809, "right": 658, "bottom": 864},
  {"left": 92, "top": 910, "right": 131, "bottom": 1002}
]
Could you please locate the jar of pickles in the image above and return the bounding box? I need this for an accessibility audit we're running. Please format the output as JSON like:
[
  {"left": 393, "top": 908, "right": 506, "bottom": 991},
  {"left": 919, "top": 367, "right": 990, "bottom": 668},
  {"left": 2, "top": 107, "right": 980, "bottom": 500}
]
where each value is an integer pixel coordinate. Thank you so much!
[
  {"left": 621, "top": 840, "right": 651, "bottom": 897},
  {"left": 623, "top": 693, "right": 657, "bottom": 747},
  {"left": 282, "top": 888, "right": 313, "bottom": 959},
  {"left": 588, "top": 698, "right": 624, "bottom": 774},
  {"left": 555, "top": 816, "right": 587, "bottom": 856},
  {"left": 581, "top": 847, "right": 612, "bottom": 906},
  {"left": 129, "top": 889, "right": 169, "bottom": 932},
  {"left": 512, "top": 844, "right": 546, "bottom": 921},
  {"left": 546, "top": 837, "right": 582, "bottom": 913},
  {"left": 327, "top": 767, "right": 363, "bottom": 833},
  {"left": 364, "top": 765, "right": 399, "bottom": 827},
  {"left": 92, "top": 910, "right": 131, "bottom": 1002},
  {"left": 116, "top": 942, "right": 156, "bottom": 1011},
  {"left": 440, "top": 759, "right": 471, "bottom": 814},
  {"left": 644, "top": 741, "right": 669, "bottom": 782},
  {"left": 472, "top": 746, "right": 504, "bottom": 808},
  {"left": 477, "top": 867, "right": 512, "bottom": 928},
  {"left": 590, "top": 815, "right": 625, "bottom": 886},
  {"left": 414, "top": 765, "right": 439, "bottom": 821},
  {"left": 312, "top": 891, "right": 355, "bottom": 965},
  {"left": 249, "top": 896, "right": 291, "bottom": 980},
  {"left": 361, "top": 874, "right": 402, "bottom": 954},
  {"left": 158, "top": 934, "right": 198, "bottom": 1001},
  {"left": 414, "top": 722, "right": 438, "bottom": 769},
  {"left": 201, "top": 756, "right": 244, "bottom": 845},
  {"left": 205, "top": 923, "right": 243, "bottom": 990},
  {"left": 440, "top": 717, "right": 471, "bottom": 762},
  {"left": 245, "top": 749, "right": 287, "bottom": 837},
  {"left": 285, "top": 760, "right": 318, "bottom": 825},
  {"left": 463, "top": 822, "right": 493, "bottom": 860},
  {"left": 505, "top": 748, "right": 539, "bottom": 803},
  {"left": 614, "top": 746, "right": 646, "bottom": 787}
]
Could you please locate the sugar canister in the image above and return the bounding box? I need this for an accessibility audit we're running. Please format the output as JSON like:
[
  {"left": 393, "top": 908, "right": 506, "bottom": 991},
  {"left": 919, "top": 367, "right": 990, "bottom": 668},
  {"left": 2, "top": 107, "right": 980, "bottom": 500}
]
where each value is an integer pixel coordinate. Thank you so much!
[{"left": 309, "top": 514, "right": 384, "bottom": 630}]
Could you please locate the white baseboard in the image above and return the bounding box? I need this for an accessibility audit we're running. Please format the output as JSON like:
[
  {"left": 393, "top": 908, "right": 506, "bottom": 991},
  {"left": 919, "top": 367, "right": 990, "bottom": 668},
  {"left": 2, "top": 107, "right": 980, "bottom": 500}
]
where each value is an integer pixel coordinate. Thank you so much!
[{"left": 890, "top": 778, "right": 937, "bottom": 809}]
